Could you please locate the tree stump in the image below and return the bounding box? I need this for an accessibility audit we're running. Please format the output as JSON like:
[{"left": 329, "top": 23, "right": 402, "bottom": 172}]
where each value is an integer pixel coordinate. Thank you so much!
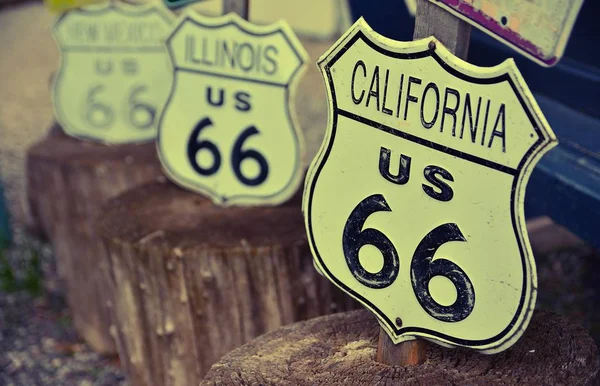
[
  {"left": 202, "top": 309, "right": 600, "bottom": 385},
  {"left": 26, "top": 124, "right": 163, "bottom": 354},
  {"left": 95, "top": 179, "right": 359, "bottom": 386},
  {"left": 25, "top": 123, "right": 68, "bottom": 239}
]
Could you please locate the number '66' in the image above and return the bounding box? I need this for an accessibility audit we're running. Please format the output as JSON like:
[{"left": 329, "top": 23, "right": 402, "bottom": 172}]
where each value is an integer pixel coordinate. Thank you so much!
[
  {"left": 342, "top": 194, "right": 475, "bottom": 323},
  {"left": 83, "top": 85, "right": 155, "bottom": 130},
  {"left": 187, "top": 117, "right": 269, "bottom": 187}
]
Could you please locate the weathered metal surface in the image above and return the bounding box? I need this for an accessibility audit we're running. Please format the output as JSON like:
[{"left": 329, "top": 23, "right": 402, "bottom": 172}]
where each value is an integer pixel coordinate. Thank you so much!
[
  {"left": 304, "top": 18, "right": 557, "bottom": 353},
  {"left": 428, "top": 0, "right": 584, "bottom": 67},
  {"left": 52, "top": 2, "right": 174, "bottom": 144}
]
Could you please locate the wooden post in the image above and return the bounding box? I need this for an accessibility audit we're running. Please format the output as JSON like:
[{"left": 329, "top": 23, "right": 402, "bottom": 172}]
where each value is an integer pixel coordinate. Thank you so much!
[
  {"left": 223, "top": 0, "right": 249, "bottom": 20},
  {"left": 96, "top": 180, "right": 360, "bottom": 385},
  {"left": 375, "top": 0, "right": 471, "bottom": 367},
  {"left": 376, "top": 332, "right": 427, "bottom": 366},
  {"left": 412, "top": 0, "right": 471, "bottom": 58}
]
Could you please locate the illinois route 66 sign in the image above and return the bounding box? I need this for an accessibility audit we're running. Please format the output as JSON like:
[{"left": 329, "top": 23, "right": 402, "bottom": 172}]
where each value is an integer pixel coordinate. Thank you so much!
[
  {"left": 304, "top": 18, "right": 557, "bottom": 353},
  {"left": 52, "top": 2, "right": 174, "bottom": 144},
  {"left": 158, "top": 12, "right": 308, "bottom": 206}
]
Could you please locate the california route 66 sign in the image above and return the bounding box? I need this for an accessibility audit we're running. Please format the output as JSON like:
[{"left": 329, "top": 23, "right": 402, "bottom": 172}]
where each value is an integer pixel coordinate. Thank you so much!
[
  {"left": 158, "top": 12, "right": 308, "bottom": 206},
  {"left": 304, "top": 19, "right": 557, "bottom": 353},
  {"left": 52, "top": 2, "right": 174, "bottom": 144}
]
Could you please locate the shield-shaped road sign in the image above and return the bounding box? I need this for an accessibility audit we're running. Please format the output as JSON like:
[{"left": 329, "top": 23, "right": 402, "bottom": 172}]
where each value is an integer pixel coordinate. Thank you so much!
[
  {"left": 304, "top": 18, "right": 557, "bottom": 353},
  {"left": 158, "top": 12, "right": 308, "bottom": 206},
  {"left": 52, "top": 2, "right": 174, "bottom": 144}
]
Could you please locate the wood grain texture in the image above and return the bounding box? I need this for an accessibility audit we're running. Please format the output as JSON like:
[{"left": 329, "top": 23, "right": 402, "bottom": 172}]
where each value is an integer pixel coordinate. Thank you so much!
[
  {"left": 377, "top": 335, "right": 426, "bottom": 366},
  {"left": 26, "top": 124, "right": 68, "bottom": 239},
  {"left": 96, "top": 179, "right": 359, "bottom": 386},
  {"left": 202, "top": 309, "right": 600, "bottom": 385},
  {"left": 26, "top": 124, "right": 163, "bottom": 354},
  {"left": 413, "top": 0, "right": 471, "bottom": 59}
]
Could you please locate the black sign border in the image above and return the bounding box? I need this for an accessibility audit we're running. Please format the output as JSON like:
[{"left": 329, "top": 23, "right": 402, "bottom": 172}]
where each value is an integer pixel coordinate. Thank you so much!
[
  {"left": 52, "top": 2, "right": 174, "bottom": 144},
  {"left": 157, "top": 15, "right": 307, "bottom": 205},
  {"left": 306, "top": 28, "right": 553, "bottom": 350}
]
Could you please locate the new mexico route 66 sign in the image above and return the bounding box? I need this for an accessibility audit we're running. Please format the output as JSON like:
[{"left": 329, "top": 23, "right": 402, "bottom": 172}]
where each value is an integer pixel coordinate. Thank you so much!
[
  {"left": 304, "top": 19, "right": 557, "bottom": 353},
  {"left": 52, "top": 2, "right": 174, "bottom": 144},
  {"left": 158, "top": 12, "right": 308, "bottom": 206}
]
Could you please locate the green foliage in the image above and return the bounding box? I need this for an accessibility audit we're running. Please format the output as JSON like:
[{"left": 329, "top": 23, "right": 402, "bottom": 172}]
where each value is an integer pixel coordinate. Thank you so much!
[
  {"left": 0, "top": 245, "right": 44, "bottom": 296},
  {"left": 0, "top": 250, "right": 18, "bottom": 292},
  {"left": 90, "top": 367, "right": 102, "bottom": 380},
  {"left": 0, "top": 182, "right": 12, "bottom": 249},
  {"left": 23, "top": 249, "right": 42, "bottom": 296},
  {"left": 57, "top": 314, "right": 72, "bottom": 330}
]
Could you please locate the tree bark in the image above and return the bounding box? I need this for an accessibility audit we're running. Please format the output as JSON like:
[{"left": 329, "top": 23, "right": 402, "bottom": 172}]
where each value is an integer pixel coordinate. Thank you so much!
[
  {"left": 25, "top": 124, "right": 163, "bottom": 354},
  {"left": 95, "top": 179, "right": 359, "bottom": 386},
  {"left": 202, "top": 309, "right": 600, "bottom": 385}
]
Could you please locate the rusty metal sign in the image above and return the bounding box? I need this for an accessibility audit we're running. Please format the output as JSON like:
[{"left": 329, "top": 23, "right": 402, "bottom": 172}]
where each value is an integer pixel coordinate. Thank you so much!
[{"left": 428, "top": 0, "right": 584, "bottom": 67}]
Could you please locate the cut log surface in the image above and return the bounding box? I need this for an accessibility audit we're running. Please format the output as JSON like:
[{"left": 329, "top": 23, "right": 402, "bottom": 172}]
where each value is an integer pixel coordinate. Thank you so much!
[
  {"left": 202, "top": 309, "right": 600, "bottom": 386},
  {"left": 26, "top": 124, "right": 163, "bottom": 354},
  {"left": 96, "top": 179, "right": 358, "bottom": 386}
]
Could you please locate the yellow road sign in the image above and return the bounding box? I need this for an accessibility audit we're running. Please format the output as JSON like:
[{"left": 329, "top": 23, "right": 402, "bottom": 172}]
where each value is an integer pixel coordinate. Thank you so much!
[
  {"left": 428, "top": 0, "right": 584, "bottom": 67},
  {"left": 304, "top": 18, "right": 557, "bottom": 353},
  {"left": 45, "top": 0, "right": 105, "bottom": 13},
  {"left": 52, "top": 2, "right": 175, "bottom": 144},
  {"left": 158, "top": 12, "right": 308, "bottom": 206}
]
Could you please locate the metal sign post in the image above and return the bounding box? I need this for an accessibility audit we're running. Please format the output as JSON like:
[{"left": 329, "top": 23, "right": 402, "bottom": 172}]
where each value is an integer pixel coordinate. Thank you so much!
[{"left": 377, "top": 0, "right": 472, "bottom": 366}]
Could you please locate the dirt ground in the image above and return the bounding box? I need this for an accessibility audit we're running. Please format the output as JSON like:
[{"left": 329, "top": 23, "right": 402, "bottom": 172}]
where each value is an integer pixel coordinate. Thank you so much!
[{"left": 0, "top": 2, "right": 58, "bottom": 229}]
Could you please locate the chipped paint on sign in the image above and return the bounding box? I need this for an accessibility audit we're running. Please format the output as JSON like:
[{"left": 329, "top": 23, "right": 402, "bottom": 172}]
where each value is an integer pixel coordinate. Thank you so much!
[
  {"left": 428, "top": 0, "right": 584, "bottom": 66},
  {"left": 303, "top": 18, "right": 557, "bottom": 353}
]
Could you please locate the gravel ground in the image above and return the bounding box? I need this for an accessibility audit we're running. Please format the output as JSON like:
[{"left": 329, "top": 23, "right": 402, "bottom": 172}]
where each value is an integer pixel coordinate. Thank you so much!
[
  {"left": 0, "top": 292, "right": 126, "bottom": 386},
  {"left": 0, "top": 5, "right": 125, "bottom": 381},
  {"left": 0, "top": 229, "right": 127, "bottom": 386}
]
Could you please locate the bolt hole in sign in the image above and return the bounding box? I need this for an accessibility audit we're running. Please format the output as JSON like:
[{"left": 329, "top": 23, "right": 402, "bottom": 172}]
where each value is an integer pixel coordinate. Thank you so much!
[
  {"left": 158, "top": 12, "right": 308, "bottom": 206},
  {"left": 427, "top": 0, "right": 584, "bottom": 67},
  {"left": 304, "top": 18, "right": 557, "bottom": 353},
  {"left": 52, "top": 2, "right": 175, "bottom": 144}
]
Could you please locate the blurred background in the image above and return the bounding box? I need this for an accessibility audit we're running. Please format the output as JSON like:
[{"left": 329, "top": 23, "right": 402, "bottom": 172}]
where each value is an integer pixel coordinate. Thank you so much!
[{"left": 1, "top": 0, "right": 599, "bottom": 384}]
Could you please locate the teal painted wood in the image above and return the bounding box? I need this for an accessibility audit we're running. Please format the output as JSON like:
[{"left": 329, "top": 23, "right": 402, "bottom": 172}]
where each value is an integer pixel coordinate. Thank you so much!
[{"left": 0, "top": 180, "right": 11, "bottom": 249}]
